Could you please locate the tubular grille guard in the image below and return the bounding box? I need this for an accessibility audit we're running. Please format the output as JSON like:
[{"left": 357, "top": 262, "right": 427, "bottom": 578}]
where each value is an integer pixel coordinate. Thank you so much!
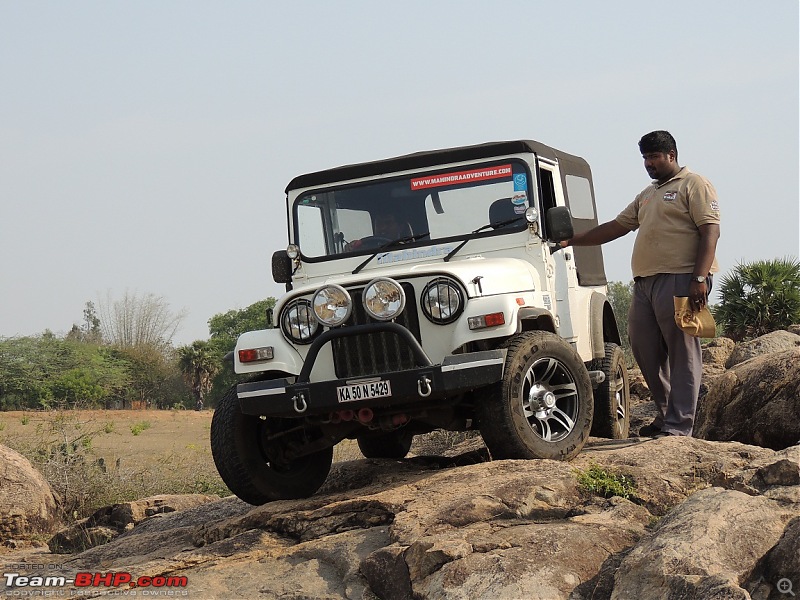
[{"left": 332, "top": 283, "right": 421, "bottom": 378}]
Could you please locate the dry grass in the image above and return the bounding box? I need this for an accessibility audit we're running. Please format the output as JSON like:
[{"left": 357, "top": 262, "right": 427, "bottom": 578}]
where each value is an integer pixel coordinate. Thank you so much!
[
  {"left": 0, "top": 409, "right": 226, "bottom": 519},
  {"left": 0, "top": 409, "right": 469, "bottom": 519}
]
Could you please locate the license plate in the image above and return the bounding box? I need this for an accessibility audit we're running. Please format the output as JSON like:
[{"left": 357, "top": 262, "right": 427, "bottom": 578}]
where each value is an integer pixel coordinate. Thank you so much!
[{"left": 336, "top": 379, "right": 392, "bottom": 403}]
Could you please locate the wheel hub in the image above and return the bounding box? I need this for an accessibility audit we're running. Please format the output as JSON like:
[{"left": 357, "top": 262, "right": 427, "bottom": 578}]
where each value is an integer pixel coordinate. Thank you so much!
[{"left": 529, "top": 384, "right": 557, "bottom": 418}]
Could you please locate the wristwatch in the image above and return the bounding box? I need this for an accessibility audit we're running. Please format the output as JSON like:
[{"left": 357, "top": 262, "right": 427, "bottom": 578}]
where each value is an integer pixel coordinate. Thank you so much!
[{"left": 692, "top": 275, "right": 706, "bottom": 283}]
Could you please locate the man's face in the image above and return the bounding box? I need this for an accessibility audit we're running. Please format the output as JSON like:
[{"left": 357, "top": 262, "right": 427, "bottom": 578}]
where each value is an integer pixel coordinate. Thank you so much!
[
  {"left": 374, "top": 214, "right": 399, "bottom": 238},
  {"left": 642, "top": 150, "right": 676, "bottom": 181}
]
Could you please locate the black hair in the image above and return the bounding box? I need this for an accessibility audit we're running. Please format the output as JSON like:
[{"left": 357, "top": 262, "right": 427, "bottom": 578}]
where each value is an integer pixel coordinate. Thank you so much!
[{"left": 638, "top": 130, "right": 678, "bottom": 159}]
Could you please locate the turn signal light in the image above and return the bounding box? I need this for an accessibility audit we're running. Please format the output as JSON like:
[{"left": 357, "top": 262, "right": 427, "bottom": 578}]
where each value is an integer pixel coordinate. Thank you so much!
[
  {"left": 238, "top": 347, "right": 274, "bottom": 363},
  {"left": 467, "top": 312, "right": 505, "bottom": 330}
]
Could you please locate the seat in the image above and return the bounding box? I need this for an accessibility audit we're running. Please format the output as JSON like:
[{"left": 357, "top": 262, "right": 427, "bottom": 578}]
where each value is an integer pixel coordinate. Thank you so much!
[
  {"left": 397, "top": 221, "right": 414, "bottom": 237},
  {"left": 489, "top": 198, "right": 522, "bottom": 228}
]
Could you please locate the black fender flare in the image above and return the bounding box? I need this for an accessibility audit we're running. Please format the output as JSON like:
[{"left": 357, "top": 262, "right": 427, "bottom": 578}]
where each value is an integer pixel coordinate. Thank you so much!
[
  {"left": 589, "top": 292, "right": 622, "bottom": 360},
  {"left": 517, "top": 307, "right": 557, "bottom": 334}
]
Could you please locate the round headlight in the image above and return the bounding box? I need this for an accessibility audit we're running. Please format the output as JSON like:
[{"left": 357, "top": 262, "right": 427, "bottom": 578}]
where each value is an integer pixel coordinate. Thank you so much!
[
  {"left": 525, "top": 207, "right": 539, "bottom": 223},
  {"left": 363, "top": 278, "right": 406, "bottom": 321},
  {"left": 280, "top": 298, "right": 319, "bottom": 344},
  {"left": 421, "top": 278, "right": 463, "bottom": 325},
  {"left": 286, "top": 244, "right": 300, "bottom": 259},
  {"left": 312, "top": 284, "right": 352, "bottom": 327}
]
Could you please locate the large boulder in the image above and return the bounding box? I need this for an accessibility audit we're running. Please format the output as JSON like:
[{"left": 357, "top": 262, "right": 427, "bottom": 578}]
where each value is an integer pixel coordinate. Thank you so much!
[
  {"left": 611, "top": 486, "right": 798, "bottom": 599},
  {"left": 701, "top": 336, "right": 735, "bottom": 372},
  {"left": 0, "top": 445, "right": 60, "bottom": 540},
  {"left": 725, "top": 330, "right": 800, "bottom": 368},
  {"left": 695, "top": 348, "right": 800, "bottom": 449},
  {"left": 745, "top": 516, "right": 800, "bottom": 595}
]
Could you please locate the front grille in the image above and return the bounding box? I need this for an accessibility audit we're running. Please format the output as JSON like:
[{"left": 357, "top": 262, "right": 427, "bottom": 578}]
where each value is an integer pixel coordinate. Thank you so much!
[{"left": 332, "top": 282, "right": 421, "bottom": 378}]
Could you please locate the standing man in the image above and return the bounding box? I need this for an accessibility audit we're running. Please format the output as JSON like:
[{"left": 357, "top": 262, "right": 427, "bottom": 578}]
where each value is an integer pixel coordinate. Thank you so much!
[{"left": 563, "top": 131, "right": 720, "bottom": 437}]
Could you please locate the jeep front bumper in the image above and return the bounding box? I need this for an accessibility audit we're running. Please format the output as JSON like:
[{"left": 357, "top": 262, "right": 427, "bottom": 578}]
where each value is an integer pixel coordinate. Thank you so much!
[{"left": 236, "top": 322, "right": 505, "bottom": 417}]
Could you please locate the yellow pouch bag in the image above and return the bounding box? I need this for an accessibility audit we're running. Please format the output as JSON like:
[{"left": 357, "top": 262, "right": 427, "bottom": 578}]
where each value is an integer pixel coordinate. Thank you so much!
[{"left": 673, "top": 296, "right": 716, "bottom": 338}]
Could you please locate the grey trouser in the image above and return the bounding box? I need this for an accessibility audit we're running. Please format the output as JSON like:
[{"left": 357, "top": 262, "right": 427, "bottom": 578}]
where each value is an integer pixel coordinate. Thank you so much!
[{"left": 628, "top": 273, "right": 710, "bottom": 436}]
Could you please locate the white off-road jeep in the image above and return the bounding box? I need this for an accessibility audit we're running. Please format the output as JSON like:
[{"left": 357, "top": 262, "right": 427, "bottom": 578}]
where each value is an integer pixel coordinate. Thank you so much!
[{"left": 211, "top": 140, "right": 630, "bottom": 505}]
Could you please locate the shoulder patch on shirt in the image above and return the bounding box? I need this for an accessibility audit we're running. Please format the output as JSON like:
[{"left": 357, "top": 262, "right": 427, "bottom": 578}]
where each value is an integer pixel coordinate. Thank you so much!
[
  {"left": 663, "top": 191, "right": 677, "bottom": 201},
  {"left": 710, "top": 200, "right": 719, "bottom": 211}
]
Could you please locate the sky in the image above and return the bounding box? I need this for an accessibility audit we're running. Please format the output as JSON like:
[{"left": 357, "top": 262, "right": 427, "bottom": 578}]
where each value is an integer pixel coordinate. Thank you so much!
[{"left": 1, "top": 1, "right": 798, "bottom": 346}]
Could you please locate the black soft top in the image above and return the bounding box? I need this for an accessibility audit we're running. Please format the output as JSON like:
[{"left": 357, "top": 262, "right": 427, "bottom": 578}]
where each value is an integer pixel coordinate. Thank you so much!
[
  {"left": 285, "top": 140, "right": 592, "bottom": 193},
  {"left": 284, "top": 139, "right": 607, "bottom": 288}
]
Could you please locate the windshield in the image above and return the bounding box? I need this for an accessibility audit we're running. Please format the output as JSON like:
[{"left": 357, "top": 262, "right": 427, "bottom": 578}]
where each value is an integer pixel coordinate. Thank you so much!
[{"left": 293, "top": 159, "right": 532, "bottom": 259}]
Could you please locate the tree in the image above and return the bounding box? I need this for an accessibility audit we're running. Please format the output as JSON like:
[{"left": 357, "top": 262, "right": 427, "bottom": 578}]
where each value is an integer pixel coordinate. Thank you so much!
[
  {"left": 0, "top": 336, "right": 129, "bottom": 409},
  {"left": 713, "top": 257, "right": 800, "bottom": 341},
  {"left": 178, "top": 341, "right": 219, "bottom": 409},
  {"left": 606, "top": 280, "right": 633, "bottom": 349},
  {"left": 98, "top": 290, "right": 186, "bottom": 350},
  {"left": 110, "top": 345, "right": 185, "bottom": 409},
  {"left": 65, "top": 301, "right": 103, "bottom": 344},
  {"left": 207, "top": 298, "right": 276, "bottom": 351}
]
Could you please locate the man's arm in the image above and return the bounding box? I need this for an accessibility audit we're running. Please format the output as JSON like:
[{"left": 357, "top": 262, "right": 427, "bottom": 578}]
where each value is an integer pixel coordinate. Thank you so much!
[
  {"left": 689, "top": 223, "right": 720, "bottom": 310},
  {"left": 562, "top": 219, "right": 631, "bottom": 247}
]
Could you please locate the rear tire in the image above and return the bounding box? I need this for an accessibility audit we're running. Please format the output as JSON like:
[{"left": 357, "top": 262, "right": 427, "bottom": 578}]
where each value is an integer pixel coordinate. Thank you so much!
[
  {"left": 210, "top": 385, "right": 332, "bottom": 505},
  {"left": 588, "top": 343, "right": 630, "bottom": 439},
  {"left": 357, "top": 429, "right": 414, "bottom": 459},
  {"left": 478, "top": 331, "right": 593, "bottom": 461}
]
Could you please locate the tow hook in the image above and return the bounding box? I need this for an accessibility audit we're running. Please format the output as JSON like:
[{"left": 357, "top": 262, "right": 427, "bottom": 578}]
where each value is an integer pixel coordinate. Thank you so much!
[
  {"left": 417, "top": 376, "right": 432, "bottom": 397},
  {"left": 292, "top": 392, "right": 308, "bottom": 413},
  {"left": 587, "top": 370, "right": 606, "bottom": 389}
]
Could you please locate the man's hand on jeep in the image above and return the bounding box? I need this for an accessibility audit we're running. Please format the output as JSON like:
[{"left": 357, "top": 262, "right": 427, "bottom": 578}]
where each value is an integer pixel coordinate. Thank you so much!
[{"left": 345, "top": 239, "right": 363, "bottom": 251}]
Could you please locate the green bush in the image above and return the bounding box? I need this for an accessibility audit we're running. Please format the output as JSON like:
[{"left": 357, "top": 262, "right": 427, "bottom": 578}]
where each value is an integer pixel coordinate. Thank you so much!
[
  {"left": 575, "top": 464, "right": 637, "bottom": 500},
  {"left": 130, "top": 421, "right": 151, "bottom": 436},
  {"left": 713, "top": 257, "right": 800, "bottom": 341}
]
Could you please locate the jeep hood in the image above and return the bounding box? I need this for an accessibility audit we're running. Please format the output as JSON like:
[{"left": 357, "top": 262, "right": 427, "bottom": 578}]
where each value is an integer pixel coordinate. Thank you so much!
[{"left": 280, "top": 256, "right": 540, "bottom": 303}]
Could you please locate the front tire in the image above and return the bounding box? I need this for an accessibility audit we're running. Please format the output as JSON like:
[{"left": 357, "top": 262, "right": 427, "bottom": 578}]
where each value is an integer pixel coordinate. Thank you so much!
[
  {"left": 357, "top": 429, "right": 414, "bottom": 459},
  {"left": 588, "top": 343, "right": 630, "bottom": 438},
  {"left": 210, "top": 385, "right": 333, "bottom": 505},
  {"left": 478, "top": 331, "right": 593, "bottom": 461}
]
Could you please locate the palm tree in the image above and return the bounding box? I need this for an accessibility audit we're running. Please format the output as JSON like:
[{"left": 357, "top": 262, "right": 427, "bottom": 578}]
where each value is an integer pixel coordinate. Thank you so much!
[
  {"left": 177, "top": 341, "right": 219, "bottom": 409},
  {"left": 713, "top": 257, "right": 800, "bottom": 341}
]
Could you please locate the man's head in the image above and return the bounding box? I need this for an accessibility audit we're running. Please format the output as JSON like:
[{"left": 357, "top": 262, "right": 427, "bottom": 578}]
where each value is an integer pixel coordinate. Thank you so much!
[
  {"left": 374, "top": 212, "right": 402, "bottom": 238},
  {"left": 638, "top": 130, "right": 680, "bottom": 183}
]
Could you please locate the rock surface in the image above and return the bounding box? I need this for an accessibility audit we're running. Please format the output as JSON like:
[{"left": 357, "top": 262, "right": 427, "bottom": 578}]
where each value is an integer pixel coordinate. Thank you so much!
[
  {"left": 3, "top": 331, "right": 799, "bottom": 598},
  {"left": 0, "top": 445, "right": 59, "bottom": 541},
  {"left": 701, "top": 336, "right": 735, "bottom": 373},
  {"left": 725, "top": 329, "right": 800, "bottom": 368},
  {"left": 1, "top": 438, "right": 798, "bottom": 599},
  {"left": 49, "top": 494, "right": 218, "bottom": 553},
  {"left": 695, "top": 348, "right": 800, "bottom": 450}
]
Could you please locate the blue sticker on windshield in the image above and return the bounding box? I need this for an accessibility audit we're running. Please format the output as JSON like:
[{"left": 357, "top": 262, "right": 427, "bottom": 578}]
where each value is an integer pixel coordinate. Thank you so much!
[{"left": 513, "top": 174, "right": 527, "bottom": 191}]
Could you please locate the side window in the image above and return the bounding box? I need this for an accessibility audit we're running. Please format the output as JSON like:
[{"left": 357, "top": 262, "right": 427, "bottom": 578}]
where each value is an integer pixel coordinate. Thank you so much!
[
  {"left": 538, "top": 168, "right": 557, "bottom": 214},
  {"left": 297, "top": 204, "right": 327, "bottom": 256},
  {"left": 565, "top": 175, "right": 596, "bottom": 219}
]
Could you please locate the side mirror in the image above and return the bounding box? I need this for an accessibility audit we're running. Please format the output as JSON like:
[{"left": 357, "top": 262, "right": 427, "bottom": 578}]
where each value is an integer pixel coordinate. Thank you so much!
[
  {"left": 272, "top": 250, "right": 292, "bottom": 284},
  {"left": 545, "top": 206, "right": 574, "bottom": 242}
]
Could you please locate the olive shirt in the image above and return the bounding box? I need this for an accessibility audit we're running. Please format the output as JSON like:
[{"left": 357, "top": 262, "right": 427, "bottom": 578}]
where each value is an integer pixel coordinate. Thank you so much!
[{"left": 614, "top": 167, "right": 720, "bottom": 278}]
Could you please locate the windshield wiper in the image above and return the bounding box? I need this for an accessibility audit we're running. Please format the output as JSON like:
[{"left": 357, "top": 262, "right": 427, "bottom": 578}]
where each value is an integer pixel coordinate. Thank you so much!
[
  {"left": 443, "top": 216, "right": 523, "bottom": 262},
  {"left": 352, "top": 232, "right": 431, "bottom": 274}
]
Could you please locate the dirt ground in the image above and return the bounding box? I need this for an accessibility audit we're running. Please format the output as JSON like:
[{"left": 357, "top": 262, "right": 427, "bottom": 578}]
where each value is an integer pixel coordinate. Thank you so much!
[
  {"left": 0, "top": 408, "right": 365, "bottom": 504},
  {"left": 0, "top": 408, "right": 230, "bottom": 512},
  {"left": 0, "top": 408, "right": 215, "bottom": 470}
]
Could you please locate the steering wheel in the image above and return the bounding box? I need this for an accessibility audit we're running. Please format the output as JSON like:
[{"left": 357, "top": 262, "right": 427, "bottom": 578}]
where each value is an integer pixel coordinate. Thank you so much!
[{"left": 355, "top": 235, "right": 392, "bottom": 250}]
